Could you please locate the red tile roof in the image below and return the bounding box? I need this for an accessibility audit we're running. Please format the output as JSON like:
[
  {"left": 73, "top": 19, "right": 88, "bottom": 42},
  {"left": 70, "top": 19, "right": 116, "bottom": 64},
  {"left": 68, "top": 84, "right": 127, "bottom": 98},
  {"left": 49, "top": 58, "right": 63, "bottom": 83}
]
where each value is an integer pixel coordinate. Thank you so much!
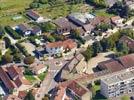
[
  {"left": 67, "top": 81, "right": 87, "bottom": 97},
  {"left": 3, "top": 95, "right": 21, "bottom": 100},
  {"left": 0, "top": 67, "right": 16, "bottom": 90},
  {"left": 99, "top": 60, "right": 124, "bottom": 72},
  {"left": 119, "top": 53, "right": 134, "bottom": 68},
  {"left": 14, "top": 77, "right": 22, "bottom": 87},
  {"left": 6, "top": 65, "right": 22, "bottom": 80},
  {"left": 111, "top": 16, "right": 121, "bottom": 22},
  {"left": 46, "top": 39, "right": 77, "bottom": 50},
  {"left": 18, "top": 91, "right": 27, "bottom": 99}
]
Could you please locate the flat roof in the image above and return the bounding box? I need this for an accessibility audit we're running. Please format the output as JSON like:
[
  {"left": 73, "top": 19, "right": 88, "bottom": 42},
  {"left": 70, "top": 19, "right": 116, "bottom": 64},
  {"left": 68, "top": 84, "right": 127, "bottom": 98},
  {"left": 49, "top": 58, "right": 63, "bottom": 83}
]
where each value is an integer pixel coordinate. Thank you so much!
[
  {"left": 102, "top": 70, "right": 134, "bottom": 85},
  {"left": 103, "top": 75, "right": 121, "bottom": 85}
]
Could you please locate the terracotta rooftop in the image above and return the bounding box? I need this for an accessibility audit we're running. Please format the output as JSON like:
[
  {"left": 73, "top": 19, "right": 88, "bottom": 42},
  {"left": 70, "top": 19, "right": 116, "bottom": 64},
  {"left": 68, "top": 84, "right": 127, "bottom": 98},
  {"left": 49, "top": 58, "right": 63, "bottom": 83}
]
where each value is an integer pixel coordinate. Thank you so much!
[
  {"left": 6, "top": 65, "right": 22, "bottom": 80},
  {"left": 67, "top": 81, "right": 88, "bottom": 97},
  {"left": 111, "top": 16, "right": 121, "bottom": 22},
  {"left": 18, "top": 91, "right": 27, "bottom": 99},
  {"left": 3, "top": 95, "right": 21, "bottom": 100},
  {"left": 98, "top": 53, "right": 134, "bottom": 72},
  {"left": 46, "top": 39, "right": 77, "bottom": 49},
  {"left": 0, "top": 67, "right": 16, "bottom": 90},
  {"left": 119, "top": 53, "right": 134, "bottom": 68}
]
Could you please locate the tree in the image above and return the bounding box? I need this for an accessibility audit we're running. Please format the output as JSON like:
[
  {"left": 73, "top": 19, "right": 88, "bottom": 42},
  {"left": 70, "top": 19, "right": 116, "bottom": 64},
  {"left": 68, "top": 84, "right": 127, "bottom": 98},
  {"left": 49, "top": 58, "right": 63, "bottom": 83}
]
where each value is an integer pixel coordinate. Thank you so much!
[
  {"left": 24, "top": 56, "right": 35, "bottom": 65},
  {"left": 39, "top": 0, "right": 48, "bottom": 4},
  {"left": 47, "top": 35, "right": 55, "bottom": 42},
  {"left": 4, "top": 37, "right": 11, "bottom": 48},
  {"left": 88, "top": 0, "right": 106, "bottom": 8},
  {"left": 71, "top": 29, "right": 80, "bottom": 38},
  {"left": 29, "top": 2, "right": 40, "bottom": 9},
  {"left": 116, "top": 42, "right": 129, "bottom": 56},
  {"left": 100, "top": 38, "right": 109, "bottom": 52},
  {"left": 92, "top": 41, "right": 103, "bottom": 56},
  {"left": 82, "top": 46, "right": 93, "bottom": 61},
  {"left": 2, "top": 53, "right": 13, "bottom": 63},
  {"left": 96, "top": 23, "right": 111, "bottom": 32},
  {"left": 13, "top": 53, "right": 22, "bottom": 62},
  {"left": 0, "top": 25, "right": 5, "bottom": 38},
  {"left": 24, "top": 90, "right": 35, "bottom": 100},
  {"left": 39, "top": 22, "right": 56, "bottom": 32}
]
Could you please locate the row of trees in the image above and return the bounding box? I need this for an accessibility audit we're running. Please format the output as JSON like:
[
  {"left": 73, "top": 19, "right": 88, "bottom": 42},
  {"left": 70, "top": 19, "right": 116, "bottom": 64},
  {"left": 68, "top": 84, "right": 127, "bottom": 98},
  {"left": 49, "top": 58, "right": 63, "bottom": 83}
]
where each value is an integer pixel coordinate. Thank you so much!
[
  {"left": 87, "top": 0, "right": 106, "bottom": 8},
  {"left": 15, "top": 43, "right": 30, "bottom": 57},
  {"left": 107, "top": 1, "right": 134, "bottom": 18},
  {"left": 83, "top": 29, "right": 134, "bottom": 61},
  {"left": 5, "top": 26, "right": 21, "bottom": 39}
]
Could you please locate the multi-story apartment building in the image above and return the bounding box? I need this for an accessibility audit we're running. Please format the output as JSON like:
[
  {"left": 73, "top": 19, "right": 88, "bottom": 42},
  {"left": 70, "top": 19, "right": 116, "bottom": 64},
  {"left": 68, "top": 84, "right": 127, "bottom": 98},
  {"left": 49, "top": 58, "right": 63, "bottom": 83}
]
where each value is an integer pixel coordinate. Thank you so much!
[{"left": 101, "top": 70, "right": 134, "bottom": 98}]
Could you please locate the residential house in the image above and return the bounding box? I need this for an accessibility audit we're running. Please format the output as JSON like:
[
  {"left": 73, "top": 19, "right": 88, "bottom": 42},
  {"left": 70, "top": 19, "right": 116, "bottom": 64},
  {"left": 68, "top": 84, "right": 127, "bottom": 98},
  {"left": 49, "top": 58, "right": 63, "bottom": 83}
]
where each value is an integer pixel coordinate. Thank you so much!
[
  {"left": 15, "top": 24, "right": 31, "bottom": 36},
  {"left": 30, "top": 62, "right": 47, "bottom": 75},
  {"left": 90, "top": 16, "right": 111, "bottom": 27},
  {"left": 97, "top": 53, "right": 134, "bottom": 73},
  {"left": 45, "top": 39, "right": 77, "bottom": 56},
  {"left": 26, "top": 10, "right": 44, "bottom": 22},
  {"left": 0, "top": 65, "right": 30, "bottom": 93},
  {"left": 3, "top": 95, "right": 21, "bottom": 100},
  {"left": 66, "top": 81, "right": 92, "bottom": 100},
  {"left": 57, "top": 53, "right": 87, "bottom": 81},
  {"left": 119, "top": 36, "right": 134, "bottom": 52},
  {"left": 111, "top": 16, "right": 124, "bottom": 27},
  {"left": 31, "top": 26, "right": 42, "bottom": 36},
  {"left": 54, "top": 18, "right": 72, "bottom": 35},
  {"left": 67, "top": 13, "right": 95, "bottom": 26},
  {"left": 54, "top": 81, "right": 92, "bottom": 100}
]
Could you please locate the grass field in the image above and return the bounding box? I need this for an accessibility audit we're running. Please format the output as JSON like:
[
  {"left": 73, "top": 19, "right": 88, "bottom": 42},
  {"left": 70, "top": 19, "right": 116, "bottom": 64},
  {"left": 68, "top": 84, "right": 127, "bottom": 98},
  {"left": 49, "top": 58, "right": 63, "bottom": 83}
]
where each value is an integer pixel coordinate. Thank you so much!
[
  {"left": 36, "top": 3, "right": 91, "bottom": 19},
  {"left": 0, "top": 0, "right": 32, "bottom": 25},
  {"left": 24, "top": 75, "right": 37, "bottom": 83},
  {"left": 38, "top": 72, "right": 47, "bottom": 81}
]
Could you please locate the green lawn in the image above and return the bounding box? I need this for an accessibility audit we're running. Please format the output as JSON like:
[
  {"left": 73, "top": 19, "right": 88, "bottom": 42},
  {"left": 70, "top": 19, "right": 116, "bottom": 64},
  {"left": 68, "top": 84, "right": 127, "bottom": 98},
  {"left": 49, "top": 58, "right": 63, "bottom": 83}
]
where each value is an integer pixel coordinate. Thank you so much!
[
  {"left": 38, "top": 72, "right": 47, "bottom": 81},
  {"left": 0, "top": 0, "right": 32, "bottom": 25},
  {"left": 24, "top": 75, "right": 37, "bottom": 83},
  {"left": 36, "top": 3, "right": 91, "bottom": 19},
  {"left": 94, "top": 9, "right": 115, "bottom": 17},
  {"left": 92, "top": 84, "right": 107, "bottom": 100}
]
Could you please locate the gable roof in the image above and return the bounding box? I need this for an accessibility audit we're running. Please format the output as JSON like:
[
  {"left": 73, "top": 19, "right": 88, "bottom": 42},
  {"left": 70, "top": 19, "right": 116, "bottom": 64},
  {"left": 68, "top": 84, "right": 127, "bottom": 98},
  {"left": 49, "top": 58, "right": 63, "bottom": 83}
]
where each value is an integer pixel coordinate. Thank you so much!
[
  {"left": 67, "top": 81, "right": 88, "bottom": 97},
  {"left": 98, "top": 59, "right": 124, "bottom": 72},
  {"left": 119, "top": 54, "right": 134, "bottom": 68},
  {"left": 54, "top": 18, "right": 71, "bottom": 28},
  {"left": 119, "top": 36, "right": 134, "bottom": 51},
  {"left": 26, "top": 10, "right": 40, "bottom": 20},
  {"left": 6, "top": 65, "right": 21, "bottom": 80},
  {"left": 98, "top": 54, "right": 134, "bottom": 72},
  {"left": 46, "top": 39, "right": 77, "bottom": 49},
  {"left": 82, "top": 24, "right": 94, "bottom": 32},
  {"left": 0, "top": 67, "right": 16, "bottom": 90},
  {"left": 17, "top": 24, "right": 29, "bottom": 33},
  {"left": 31, "top": 26, "right": 41, "bottom": 34}
]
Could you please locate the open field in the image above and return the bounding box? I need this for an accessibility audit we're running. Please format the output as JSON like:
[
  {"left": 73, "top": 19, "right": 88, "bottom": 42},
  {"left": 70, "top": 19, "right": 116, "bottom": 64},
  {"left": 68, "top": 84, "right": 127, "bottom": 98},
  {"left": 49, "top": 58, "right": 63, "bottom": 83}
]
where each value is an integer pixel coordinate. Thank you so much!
[
  {"left": 36, "top": 4, "right": 91, "bottom": 19},
  {"left": 0, "top": 0, "right": 32, "bottom": 25}
]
